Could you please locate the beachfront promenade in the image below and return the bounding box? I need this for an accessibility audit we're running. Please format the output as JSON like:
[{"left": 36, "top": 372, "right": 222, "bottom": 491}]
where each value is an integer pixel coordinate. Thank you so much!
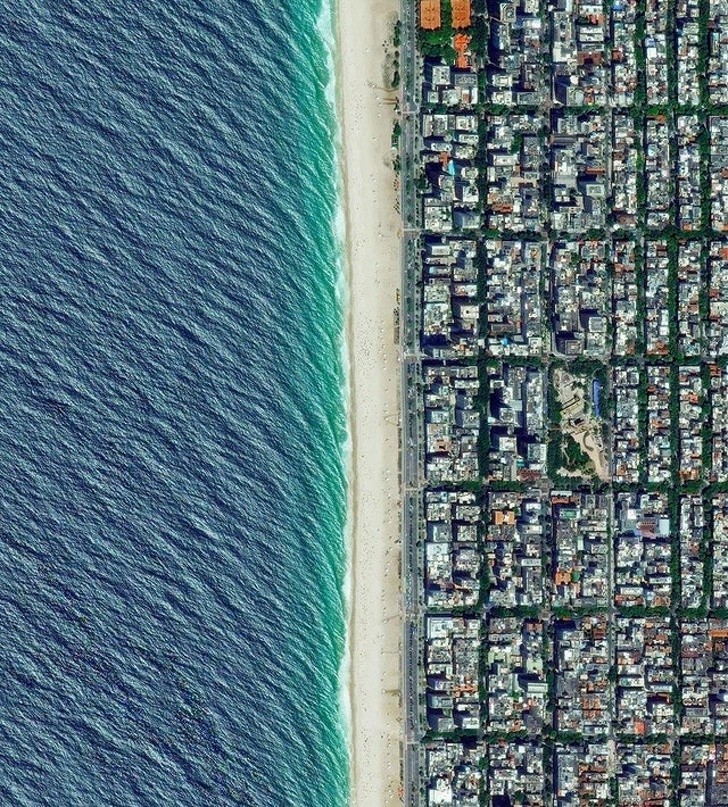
[{"left": 398, "top": 0, "right": 424, "bottom": 804}]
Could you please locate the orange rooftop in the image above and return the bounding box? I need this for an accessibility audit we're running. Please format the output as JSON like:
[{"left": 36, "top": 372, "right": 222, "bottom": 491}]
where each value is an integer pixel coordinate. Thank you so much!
[{"left": 420, "top": 0, "right": 441, "bottom": 30}]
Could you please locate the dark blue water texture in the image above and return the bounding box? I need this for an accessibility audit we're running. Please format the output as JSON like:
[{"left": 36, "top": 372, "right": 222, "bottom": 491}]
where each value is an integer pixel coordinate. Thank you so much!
[{"left": 0, "top": 1, "right": 348, "bottom": 804}]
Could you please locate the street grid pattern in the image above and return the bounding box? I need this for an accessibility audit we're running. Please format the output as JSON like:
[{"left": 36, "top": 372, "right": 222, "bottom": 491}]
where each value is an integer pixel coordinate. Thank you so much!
[{"left": 399, "top": 0, "right": 728, "bottom": 802}]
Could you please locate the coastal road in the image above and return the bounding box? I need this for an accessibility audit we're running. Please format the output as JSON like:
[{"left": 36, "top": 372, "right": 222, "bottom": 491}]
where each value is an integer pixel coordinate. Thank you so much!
[
  {"left": 399, "top": 0, "right": 424, "bottom": 802},
  {"left": 400, "top": 354, "right": 423, "bottom": 807}
]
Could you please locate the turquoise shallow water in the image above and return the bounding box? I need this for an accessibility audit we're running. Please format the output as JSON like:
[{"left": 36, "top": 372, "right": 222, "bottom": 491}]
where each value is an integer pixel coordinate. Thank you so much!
[{"left": 0, "top": 0, "right": 348, "bottom": 804}]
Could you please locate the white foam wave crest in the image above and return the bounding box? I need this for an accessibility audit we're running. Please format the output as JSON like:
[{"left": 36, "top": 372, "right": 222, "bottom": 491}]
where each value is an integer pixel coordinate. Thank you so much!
[{"left": 315, "top": 0, "right": 355, "bottom": 791}]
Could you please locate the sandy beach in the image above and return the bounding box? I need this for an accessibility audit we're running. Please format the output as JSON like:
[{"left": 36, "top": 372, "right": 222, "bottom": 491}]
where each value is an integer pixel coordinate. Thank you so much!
[{"left": 337, "top": 0, "right": 403, "bottom": 803}]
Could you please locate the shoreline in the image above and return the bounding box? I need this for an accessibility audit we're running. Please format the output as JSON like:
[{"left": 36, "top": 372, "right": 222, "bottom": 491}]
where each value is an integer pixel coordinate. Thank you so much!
[{"left": 335, "top": 0, "right": 403, "bottom": 802}]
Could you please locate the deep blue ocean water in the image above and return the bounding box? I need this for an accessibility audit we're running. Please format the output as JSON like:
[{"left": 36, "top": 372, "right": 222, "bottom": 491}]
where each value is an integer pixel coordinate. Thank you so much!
[{"left": 0, "top": 1, "right": 349, "bottom": 804}]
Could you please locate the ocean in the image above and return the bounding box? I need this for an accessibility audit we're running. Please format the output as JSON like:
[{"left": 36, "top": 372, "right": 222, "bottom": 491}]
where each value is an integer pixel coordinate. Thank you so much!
[{"left": 0, "top": 1, "right": 349, "bottom": 805}]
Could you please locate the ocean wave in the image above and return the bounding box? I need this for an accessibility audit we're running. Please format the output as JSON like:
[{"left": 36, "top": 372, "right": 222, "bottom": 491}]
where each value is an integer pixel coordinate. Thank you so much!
[{"left": 0, "top": 0, "right": 348, "bottom": 804}]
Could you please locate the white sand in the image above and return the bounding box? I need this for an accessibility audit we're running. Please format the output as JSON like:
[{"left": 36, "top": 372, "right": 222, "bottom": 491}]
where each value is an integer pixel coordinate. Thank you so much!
[{"left": 337, "top": 0, "right": 403, "bottom": 803}]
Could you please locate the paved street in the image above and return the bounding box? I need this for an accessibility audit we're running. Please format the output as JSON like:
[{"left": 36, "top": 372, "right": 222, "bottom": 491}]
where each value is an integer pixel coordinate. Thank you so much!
[{"left": 398, "top": 0, "right": 423, "bottom": 803}]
